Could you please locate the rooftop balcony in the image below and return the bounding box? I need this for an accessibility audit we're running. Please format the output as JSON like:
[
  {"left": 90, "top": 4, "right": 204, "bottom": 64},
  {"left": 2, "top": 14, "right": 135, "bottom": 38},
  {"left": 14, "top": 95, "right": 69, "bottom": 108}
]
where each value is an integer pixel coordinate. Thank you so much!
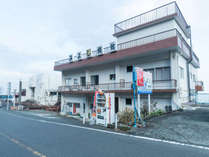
[
  {"left": 114, "top": 2, "right": 190, "bottom": 38},
  {"left": 58, "top": 80, "right": 177, "bottom": 94}
]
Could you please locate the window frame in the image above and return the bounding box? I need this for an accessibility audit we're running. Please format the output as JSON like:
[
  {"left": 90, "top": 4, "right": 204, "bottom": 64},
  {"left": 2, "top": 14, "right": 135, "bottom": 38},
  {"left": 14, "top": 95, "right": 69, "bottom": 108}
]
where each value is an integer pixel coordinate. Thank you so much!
[
  {"left": 127, "top": 66, "right": 133, "bottom": 72},
  {"left": 109, "top": 74, "right": 116, "bottom": 80},
  {"left": 125, "top": 98, "right": 132, "bottom": 106}
]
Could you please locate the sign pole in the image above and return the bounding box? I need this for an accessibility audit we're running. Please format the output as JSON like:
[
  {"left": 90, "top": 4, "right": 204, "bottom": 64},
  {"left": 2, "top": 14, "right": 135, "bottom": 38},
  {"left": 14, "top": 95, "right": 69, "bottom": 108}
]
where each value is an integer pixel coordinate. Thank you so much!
[
  {"left": 133, "top": 66, "right": 137, "bottom": 128},
  {"left": 137, "top": 93, "right": 141, "bottom": 120},
  {"left": 148, "top": 94, "right": 151, "bottom": 114}
]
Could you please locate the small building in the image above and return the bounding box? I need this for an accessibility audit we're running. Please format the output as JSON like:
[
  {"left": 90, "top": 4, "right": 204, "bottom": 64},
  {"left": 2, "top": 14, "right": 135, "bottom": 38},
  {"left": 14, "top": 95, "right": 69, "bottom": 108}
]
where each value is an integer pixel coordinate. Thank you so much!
[
  {"left": 54, "top": 2, "right": 203, "bottom": 119},
  {"left": 21, "top": 72, "right": 61, "bottom": 106}
]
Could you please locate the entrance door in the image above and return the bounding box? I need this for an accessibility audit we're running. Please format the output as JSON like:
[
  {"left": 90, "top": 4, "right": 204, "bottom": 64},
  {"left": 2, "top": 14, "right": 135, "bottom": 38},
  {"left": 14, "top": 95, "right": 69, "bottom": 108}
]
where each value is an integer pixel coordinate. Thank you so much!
[
  {"left": 115, "top": 97, "right": 119, "bottom": 113},
  {"left": 73, "top": 104, "right": 76, "bottom": 113}
]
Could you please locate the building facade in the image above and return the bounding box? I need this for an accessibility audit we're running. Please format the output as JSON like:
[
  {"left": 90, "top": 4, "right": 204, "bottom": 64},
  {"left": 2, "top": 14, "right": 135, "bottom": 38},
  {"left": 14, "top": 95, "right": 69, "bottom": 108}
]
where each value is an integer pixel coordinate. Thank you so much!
[
  {"left": 21, "top": 72, "right": 61, "bottom": 106},
  {"left": 54, "top": 2, "right": 202, "bottom": 119}
]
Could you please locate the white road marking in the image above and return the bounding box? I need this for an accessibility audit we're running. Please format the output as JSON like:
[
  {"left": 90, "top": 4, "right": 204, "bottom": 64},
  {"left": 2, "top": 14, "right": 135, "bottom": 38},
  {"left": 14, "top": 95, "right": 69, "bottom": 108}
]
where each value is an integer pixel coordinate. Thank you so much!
[
  {"left": 20, "top": 112, "right": 57, "bottom": 119},
  {"left": 3, "top": 111, "right": 209, "bottom": 151}
]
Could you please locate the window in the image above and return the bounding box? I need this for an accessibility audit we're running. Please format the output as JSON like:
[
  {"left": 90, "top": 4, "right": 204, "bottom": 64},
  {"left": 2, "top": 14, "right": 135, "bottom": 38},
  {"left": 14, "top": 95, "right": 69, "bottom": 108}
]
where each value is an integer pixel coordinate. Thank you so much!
[
  {"left": 75, "top": 103, "right": 80, "bottom": 108},
  {"left": 110, "top": 74, "right": 116, "bottom": 80},
  {"left": 65, "top": 78, "right": 71, "bottom": 85},
  {"left": 127, "top": 66, "right": 133, "bottom": 72},
  {"left": 91, "top": 75, "right": 99, "bottom": 85},
  {"left": 67, "top": 103, "right": 72, "bottom": 107},
  {"left": 144, "top": 68, "right": 154, "bottom": 80},
  {"left": 179, "top": 67, "right": 184, "bottom": 79},
  {"left": 126, "top": 98, "right": 132, "bottom": 106},
  {"left": 80, "top": 77, "right": 86, "bottom": 86},
  {"left": 49, "top": 92, "right": 57, "bottom": 96},
  {"left": 193, "top": 74, "right": 196, "bottom": 82},
  {"left": 74, "top": 78, "right": 78, "bottom": 85},
  {"left": 156, "top": 67, "right": 171, "bottom": 80}
]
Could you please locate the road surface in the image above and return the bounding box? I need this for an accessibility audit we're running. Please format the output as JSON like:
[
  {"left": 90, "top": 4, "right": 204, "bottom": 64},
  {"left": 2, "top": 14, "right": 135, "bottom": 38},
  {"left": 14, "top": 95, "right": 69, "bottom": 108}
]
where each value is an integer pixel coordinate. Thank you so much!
[{"left": 0, "top": 109, "right": 209, "bottom": 157}]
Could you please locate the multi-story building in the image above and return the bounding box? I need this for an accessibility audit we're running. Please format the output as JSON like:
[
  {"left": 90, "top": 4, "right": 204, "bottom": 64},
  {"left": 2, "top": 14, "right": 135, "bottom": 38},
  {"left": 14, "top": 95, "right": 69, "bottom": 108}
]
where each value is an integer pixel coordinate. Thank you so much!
[{"left": 54, "top": 2, "right": 202, "bottom": 118}]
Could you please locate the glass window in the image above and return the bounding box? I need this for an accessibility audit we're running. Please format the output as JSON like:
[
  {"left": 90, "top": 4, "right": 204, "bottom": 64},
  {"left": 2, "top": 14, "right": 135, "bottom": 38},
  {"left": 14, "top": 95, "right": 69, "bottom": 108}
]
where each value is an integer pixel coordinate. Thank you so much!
[
  {"left": 127, "top": 66, "right": 133, "bottom": 72},
  {"left": 156, "top": 67, "right": 171, "bottom": 80},
  {"left": 65, "top": 78, "right": 71, "bottom": 85},
  {"left": 126, "top": 98, "right": 132, "bottom": 106},
  {"left": 74, "top": 78, "right": 78, "bottom": 85},
  {"left": 179, "top": 67, "right": 184, "bottom": 79},
  {"left": 110, "top": 74, "right": 116, "bottom": 80},
  {"left": 91, "top": 75, "right": 99, "bottom": 85},
  {"left": 80, "top": 77, "right": 86, "bottom": 86},
  {"left": 144, "top": 68, "right": 154, "bottom": 80}
]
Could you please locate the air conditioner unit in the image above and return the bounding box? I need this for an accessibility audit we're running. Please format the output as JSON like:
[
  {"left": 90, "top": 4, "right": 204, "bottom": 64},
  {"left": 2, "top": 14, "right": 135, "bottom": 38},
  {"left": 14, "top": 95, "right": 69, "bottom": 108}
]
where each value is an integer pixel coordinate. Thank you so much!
[
  {"left": 77, "top": 52, "right": 82, "bottom": 60},
  {"left": 97, "top": 46, "right": 103, "bottom": 56},
  {"left": 69, "top": 55, "right": 73, "bottom": 62},
  {"left": 110, "top": 42, "right": 116, "bottom": 52}
]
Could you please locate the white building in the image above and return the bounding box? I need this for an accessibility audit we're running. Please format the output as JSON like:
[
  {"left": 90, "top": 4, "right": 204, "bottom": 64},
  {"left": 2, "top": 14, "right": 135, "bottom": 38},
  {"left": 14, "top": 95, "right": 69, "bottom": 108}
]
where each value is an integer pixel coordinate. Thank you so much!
[
  {"left": 21, "top": 72, "right": 61, "bottom": 106},
  {"left": 54, "top": 2, "right": 203, "bottom": 118}
]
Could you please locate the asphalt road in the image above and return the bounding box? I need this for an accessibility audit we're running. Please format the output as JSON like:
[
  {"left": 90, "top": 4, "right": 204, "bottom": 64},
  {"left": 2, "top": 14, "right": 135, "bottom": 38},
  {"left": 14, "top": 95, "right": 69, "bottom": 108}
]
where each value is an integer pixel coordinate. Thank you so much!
[{"left": 0, "top": 109, "right": 209, "bottom": 157}]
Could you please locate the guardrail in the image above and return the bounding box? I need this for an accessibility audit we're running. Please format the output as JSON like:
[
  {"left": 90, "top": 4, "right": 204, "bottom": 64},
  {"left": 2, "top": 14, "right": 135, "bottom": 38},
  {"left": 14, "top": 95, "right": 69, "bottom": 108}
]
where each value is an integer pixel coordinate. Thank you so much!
[
  {"left": 58, "top": 80, "right": 177, "bottom": 92},
  {"left": 114, "top": 2, "right": 189, "bottom": 36}
]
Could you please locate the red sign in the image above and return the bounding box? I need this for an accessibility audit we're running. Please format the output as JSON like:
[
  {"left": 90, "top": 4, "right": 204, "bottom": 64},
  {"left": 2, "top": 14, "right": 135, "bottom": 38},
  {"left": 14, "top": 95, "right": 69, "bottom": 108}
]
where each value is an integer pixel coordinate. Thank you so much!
[{"left": 136, "top": 68, "right": 144, "bottom": 86}]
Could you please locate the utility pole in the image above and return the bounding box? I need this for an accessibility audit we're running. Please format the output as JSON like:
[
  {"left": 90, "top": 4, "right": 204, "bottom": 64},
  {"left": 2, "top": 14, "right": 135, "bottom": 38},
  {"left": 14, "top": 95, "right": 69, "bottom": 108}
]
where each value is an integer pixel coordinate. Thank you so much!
[
  {"left": 18, "top": 81, "right": 22, "bottom": 105},
  {"left": 7, "top": 82, "right": 11, "bottom": 111}
]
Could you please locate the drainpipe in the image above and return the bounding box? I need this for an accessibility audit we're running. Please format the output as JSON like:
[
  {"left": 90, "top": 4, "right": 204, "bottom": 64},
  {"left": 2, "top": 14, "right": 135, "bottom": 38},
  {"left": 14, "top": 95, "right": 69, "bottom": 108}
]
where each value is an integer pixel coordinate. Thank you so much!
[{"left": 186, "top": 25, "right": 193, "bottom": 102}]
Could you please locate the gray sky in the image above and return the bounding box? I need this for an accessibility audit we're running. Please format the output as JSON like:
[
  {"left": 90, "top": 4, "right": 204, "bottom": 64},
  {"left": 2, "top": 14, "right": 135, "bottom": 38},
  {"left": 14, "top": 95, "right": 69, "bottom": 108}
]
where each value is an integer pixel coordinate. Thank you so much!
[{"left": 0, "top": 0, "right": 208, "bottom": 93}]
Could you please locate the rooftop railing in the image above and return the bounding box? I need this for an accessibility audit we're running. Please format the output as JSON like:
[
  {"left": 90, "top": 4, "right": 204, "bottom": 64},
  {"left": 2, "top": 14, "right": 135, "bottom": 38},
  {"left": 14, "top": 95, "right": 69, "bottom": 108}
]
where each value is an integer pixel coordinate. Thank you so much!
[
  {"left": 114, "top": 2, "right": 189, "bottom": 36},
  {"left": 54, "top": 44, "right": 116, "bottom": 66}
]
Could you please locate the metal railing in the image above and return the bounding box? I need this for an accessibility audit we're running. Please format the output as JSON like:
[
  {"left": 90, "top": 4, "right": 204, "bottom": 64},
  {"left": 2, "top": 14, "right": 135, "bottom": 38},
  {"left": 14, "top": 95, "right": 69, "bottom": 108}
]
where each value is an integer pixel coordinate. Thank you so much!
[
  {"left": 58, "top": 80, "right": 177, "bottom": 92},
  {"left": 114, "top": 2, "right": 189, "bottom": 35},
  {"left": 55, "top": 45, "right": 116, "bottom": 66},
  {"left": 117, "top": 29, "right": 177, "bottom": 50}
]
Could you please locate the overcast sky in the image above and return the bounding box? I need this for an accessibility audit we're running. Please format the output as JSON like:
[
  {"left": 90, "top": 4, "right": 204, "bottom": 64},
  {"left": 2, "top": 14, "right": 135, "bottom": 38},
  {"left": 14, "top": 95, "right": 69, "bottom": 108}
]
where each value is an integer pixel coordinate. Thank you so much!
[{"left": 0, "top": 0, "right": 208, "bottom": 93}]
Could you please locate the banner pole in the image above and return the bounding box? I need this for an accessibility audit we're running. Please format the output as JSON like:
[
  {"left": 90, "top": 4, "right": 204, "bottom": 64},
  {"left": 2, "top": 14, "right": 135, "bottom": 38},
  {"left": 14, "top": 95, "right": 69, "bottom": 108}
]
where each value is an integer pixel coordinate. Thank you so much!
[{"left": 148, "top": 94, "right": 151, "bottom": 114}]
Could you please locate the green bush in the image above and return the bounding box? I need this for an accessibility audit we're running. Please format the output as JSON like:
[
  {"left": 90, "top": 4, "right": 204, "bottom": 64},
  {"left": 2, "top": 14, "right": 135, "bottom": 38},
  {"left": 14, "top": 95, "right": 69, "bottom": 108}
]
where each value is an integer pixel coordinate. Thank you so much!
[{"left": 146, "top": 109, "right": 164, "bottom": 119}]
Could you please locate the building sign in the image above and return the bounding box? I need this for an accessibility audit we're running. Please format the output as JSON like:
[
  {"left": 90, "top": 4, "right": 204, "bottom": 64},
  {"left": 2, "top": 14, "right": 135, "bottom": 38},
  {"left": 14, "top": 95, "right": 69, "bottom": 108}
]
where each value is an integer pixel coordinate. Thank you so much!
[{"left": 137, "top": 71, "right": 153, "bottom": 94}]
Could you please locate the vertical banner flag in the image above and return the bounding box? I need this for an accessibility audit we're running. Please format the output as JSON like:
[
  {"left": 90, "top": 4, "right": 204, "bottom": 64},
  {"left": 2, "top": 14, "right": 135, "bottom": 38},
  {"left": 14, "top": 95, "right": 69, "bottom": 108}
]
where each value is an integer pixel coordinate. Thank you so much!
[{"left": 135, "top": 67, "right": 144, "bottom": 86}]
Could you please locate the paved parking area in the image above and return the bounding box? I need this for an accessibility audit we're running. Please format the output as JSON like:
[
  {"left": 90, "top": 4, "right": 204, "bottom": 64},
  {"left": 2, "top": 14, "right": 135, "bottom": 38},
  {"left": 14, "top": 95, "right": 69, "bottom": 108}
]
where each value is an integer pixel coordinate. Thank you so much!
[
  {"left": 8, "top": 107, "right": 209, "bottom": 147},
  {"left": 132, "top": 107, "right": 209, "bottom": 147}
]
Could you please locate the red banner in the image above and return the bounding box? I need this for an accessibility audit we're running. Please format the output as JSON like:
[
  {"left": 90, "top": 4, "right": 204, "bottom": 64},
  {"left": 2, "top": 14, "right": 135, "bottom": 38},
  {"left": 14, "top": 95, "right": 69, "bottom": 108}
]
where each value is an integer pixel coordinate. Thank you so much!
[{"left": 136, "top": 68, "right": 144, "bottom": 86}]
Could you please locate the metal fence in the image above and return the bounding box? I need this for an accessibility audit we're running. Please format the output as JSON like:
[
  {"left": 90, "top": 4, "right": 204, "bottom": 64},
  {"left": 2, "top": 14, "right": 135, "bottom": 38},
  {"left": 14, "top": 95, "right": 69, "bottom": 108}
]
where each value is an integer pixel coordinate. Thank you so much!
[
  {"left": 58, "top": 80, "right": 177, "bottom": 92},
  {"left": 114, "top": 2, "right": 188, "bottom": 35}
]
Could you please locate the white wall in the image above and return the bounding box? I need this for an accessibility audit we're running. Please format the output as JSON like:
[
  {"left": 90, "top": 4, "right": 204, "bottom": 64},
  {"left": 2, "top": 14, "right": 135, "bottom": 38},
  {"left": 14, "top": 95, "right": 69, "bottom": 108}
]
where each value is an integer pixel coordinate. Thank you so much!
[{"left": 24, "top": 72, "right": 61, "bottom": 105}]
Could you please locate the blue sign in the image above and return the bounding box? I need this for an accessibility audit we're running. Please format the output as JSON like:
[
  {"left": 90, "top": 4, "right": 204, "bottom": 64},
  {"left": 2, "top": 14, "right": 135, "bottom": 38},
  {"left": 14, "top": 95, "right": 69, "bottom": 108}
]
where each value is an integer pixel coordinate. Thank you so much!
[{"left": 0, "top": 95, "right": 13, "bottom": 99}]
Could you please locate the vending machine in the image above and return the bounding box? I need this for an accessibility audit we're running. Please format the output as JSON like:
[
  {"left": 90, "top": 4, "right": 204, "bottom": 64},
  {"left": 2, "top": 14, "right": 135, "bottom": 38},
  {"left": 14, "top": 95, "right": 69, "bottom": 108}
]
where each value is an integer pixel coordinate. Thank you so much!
[{"left": 93, "top": 90, "right": 115, "bottom": 126}]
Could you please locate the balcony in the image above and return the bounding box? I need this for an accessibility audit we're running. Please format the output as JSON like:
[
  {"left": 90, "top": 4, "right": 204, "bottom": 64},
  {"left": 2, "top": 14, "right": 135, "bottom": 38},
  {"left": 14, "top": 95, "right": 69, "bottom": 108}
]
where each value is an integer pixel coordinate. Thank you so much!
[
  {"left": 58, "top": 80, "right": 177, "bottom": 94},
  {"left": 114, "top": 2, "right": 190, "bottom": 37}
]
